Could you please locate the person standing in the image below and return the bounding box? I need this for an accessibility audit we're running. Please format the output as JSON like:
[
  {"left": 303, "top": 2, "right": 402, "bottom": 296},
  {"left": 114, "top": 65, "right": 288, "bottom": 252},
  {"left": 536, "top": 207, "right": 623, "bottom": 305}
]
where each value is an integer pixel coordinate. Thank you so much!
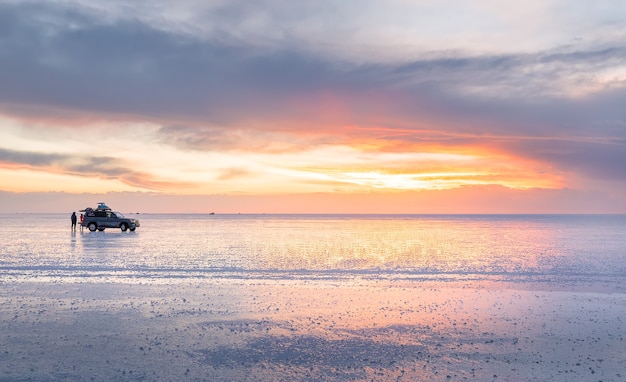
[{"left": 71, "top": 212, "right": 77, "bottom": 230}]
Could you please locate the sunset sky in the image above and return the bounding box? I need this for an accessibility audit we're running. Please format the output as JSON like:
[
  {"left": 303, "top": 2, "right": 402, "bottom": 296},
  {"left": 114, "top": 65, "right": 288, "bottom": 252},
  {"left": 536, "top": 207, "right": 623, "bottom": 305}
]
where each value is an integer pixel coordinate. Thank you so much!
[{"left": 1, "top": 0, "right": 626, "bottom": 213}]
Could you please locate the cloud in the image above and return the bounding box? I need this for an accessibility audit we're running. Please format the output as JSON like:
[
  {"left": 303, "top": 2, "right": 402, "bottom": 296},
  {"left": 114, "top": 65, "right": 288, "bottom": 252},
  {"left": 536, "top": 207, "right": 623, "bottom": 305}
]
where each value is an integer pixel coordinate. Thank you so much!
[
  {"left": 0, "top": 1, "right": 363, "bottom": 124},
  {"left": 0, "top": 147, "right": 191, "bottom": 191},
  {"left": 1, "top": 0, "right": 626, "bottom": 190},
  {"left": 504, "top": 137, "right": 626, "bottom": 182},
  {"left": 3, "top": 1, "right": 626, "bottom": 127},
  {"left": 156, "top": 125, "right": 316, "bottom": 154},
  {"left": 0, "top": 146, "right": 66, "bottom": 167}
]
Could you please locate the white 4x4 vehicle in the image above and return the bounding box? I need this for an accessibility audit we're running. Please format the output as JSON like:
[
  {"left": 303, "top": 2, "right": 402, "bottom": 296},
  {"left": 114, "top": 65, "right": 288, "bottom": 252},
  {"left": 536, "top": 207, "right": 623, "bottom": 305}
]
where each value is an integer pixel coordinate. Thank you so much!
[{"left": 80, "top": 202, "right": 140, "bottom": 232}]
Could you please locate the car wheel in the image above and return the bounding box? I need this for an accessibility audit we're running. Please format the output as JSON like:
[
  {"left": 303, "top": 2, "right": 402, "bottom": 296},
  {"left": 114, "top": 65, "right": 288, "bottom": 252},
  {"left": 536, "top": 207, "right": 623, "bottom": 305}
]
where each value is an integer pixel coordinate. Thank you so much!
[
  {"left": 120, "top": 223, "right": 128, "bottom": 232},
  {"left": 88, "top": 223, "right": 97, "bottom": 232},
  {"left": 129, "top": 227, "right": 136, "bottom": 231}
]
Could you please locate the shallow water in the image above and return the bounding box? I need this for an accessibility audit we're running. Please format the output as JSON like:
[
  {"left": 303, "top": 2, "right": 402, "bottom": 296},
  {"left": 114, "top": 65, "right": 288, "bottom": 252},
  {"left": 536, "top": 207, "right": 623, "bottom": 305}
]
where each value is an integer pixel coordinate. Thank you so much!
[
  {"left": 1, "top": 213, "right": 625, "bottom": 282},
  {"left": 2, "top": 214, "right": 626, "bottom": 381}
]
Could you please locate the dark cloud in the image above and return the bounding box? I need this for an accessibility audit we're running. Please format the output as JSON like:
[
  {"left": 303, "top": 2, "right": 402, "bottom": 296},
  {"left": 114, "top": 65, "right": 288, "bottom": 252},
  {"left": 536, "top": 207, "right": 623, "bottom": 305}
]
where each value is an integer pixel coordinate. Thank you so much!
[
  {"left": 505, "top": 138, "right": 626, "bottom": 182},
  {"left": 381, "top": 47, "right": 626, "bottom": 134},
  {"left": 2, "top": 1, "right": 625, "bottom": 129},
  {"left": 0, "top": 147, "right": 118, "bottom": 175},
  {"left": 158, "top": 125, "right": 235, "bottom": 150},
  {"left": 0, "top": 147, "right": 65, "bottom": 166},
  {"left": 0, "top": 147, "right": 189, "bottom": 190},
  {"left": 0, "top": 1, "right": 354, "bottom": 124},
  {"left": 0, "top": 3, "right": 223, "bottom": 118}
]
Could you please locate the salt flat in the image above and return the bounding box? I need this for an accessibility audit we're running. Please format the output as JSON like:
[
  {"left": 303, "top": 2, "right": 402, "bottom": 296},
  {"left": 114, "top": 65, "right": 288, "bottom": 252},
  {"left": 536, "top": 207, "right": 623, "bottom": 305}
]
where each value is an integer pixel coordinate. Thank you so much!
[
  {"left": 1, "top": 278, "right": 624, "bottom": 381},
  {"left": 2, "top": 214, "right": 625, "bottom": 380}
]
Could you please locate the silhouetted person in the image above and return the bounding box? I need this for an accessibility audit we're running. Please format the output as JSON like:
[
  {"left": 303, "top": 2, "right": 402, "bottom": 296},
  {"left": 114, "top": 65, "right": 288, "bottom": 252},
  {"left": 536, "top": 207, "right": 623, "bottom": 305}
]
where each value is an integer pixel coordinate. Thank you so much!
[{"left": 71, "top": 212, "right": 77, "bottom": 230}]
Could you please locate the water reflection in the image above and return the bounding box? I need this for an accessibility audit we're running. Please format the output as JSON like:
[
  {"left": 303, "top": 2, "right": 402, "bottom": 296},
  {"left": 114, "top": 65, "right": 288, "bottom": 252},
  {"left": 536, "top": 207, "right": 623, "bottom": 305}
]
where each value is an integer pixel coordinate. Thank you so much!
[
  {"left": 70, "top": 230, "right": 76, "bottom": 253},
  {"left": 1, "top": 214, "right": 625, "bottom": 280}
]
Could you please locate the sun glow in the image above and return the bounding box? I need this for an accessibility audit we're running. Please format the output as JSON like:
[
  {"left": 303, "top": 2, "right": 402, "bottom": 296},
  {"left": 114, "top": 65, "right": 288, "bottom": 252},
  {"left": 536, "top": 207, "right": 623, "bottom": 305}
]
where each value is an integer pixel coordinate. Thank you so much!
[
  {"left": 270, "top": 143, "right": 564, "bottom": 192},
  {"left": 282, "top": 167, "right": 562, "bottom": 192},
  {"left": 338, "top": 171, "right": 488, "bottom": 190},
  {"left": 0, "top": 115, "right": 565, "bottom": 197}
]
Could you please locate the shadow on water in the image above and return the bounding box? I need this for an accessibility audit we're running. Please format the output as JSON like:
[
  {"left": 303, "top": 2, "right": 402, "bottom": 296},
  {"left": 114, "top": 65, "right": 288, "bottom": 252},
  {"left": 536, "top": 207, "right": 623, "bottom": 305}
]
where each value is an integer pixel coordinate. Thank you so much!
[
  {"left": 195, "top": 319, "right": 430, "bottom": 380},
  {"left": 192, "top": 319, "right": 524, "bottom": 381}
]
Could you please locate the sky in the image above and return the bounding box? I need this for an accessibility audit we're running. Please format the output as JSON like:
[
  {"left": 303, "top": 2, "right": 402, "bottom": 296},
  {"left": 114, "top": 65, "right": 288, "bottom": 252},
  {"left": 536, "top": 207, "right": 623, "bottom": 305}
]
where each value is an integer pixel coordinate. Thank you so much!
[{"left": 1, "top": 0, "right": 626, "bottom": 213}]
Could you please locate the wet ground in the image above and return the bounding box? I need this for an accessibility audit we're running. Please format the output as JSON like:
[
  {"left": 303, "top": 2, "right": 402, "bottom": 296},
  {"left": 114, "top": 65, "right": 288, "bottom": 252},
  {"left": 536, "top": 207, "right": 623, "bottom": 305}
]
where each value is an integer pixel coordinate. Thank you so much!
[{"left": 1, "top": 278, "right": 624, "bottom": 381}]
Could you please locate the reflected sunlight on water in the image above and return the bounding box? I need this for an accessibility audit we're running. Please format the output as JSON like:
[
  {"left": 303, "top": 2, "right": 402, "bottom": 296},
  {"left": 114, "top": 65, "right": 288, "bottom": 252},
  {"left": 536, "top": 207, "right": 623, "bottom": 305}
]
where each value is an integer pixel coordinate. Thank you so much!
[{"left": 1, "top": 214, "right": 625, "bottom": 281}]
